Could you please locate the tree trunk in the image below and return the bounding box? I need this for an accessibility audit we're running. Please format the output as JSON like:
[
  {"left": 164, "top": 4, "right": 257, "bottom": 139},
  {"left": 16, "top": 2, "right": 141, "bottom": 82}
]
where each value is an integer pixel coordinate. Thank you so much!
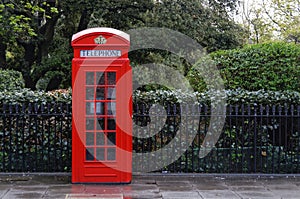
[
  {"left": 23, "top": 73, "right": 37, "bottom": 90},
  {"left": 0, "top": 36, "right": 7, "bottom": 69},
  {"left": 77, "top": 8, "right": 93, "bottom": 32},
  {"left": 20, "top": 42, "right": 37, "bottom": 90},
  {"left": 37, "top": 15, "right": 60, "bottom": 64},
  {"left": 46, "top": 75, "right": 62, "bottom": 91}
]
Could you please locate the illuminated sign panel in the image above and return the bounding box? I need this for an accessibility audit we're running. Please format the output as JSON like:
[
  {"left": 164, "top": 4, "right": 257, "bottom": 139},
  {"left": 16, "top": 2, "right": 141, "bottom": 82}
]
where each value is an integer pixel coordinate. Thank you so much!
[{"left": 80, "top": 50, "right": 122, "bottom": 57}]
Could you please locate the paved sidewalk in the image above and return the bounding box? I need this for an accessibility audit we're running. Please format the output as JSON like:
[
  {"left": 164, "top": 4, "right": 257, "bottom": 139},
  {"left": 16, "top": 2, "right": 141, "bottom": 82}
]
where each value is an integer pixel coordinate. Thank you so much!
[{"left": 0, "top": 174, "right": 299, "bottom": 199}]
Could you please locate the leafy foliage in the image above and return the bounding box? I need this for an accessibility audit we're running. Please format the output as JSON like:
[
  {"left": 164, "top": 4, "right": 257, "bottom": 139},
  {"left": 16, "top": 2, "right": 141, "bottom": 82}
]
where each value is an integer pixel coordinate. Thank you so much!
[
  {"left": 1, "top": 0, "right": 243, "bottom": 90},
  {"left": 0, "top": 87, "right": 298, "bottom": 105},
  {"left": 189, "top": 42, "right": 300, "bottom": 92},
  {"left": 239, "top": 0, "right": 300, "bottom": 44},
  {"left": 141, "top": 0, "right": 243, "bottom": 52},
  {"left": 0, "top": 88, "right": 71, "bottom": 104},
  {"left": 134, "top": 89, "right": 300, "bottom": 105},
  {"left": 0, "top": 0, "right": 61, "bottom": 90},
  {"left": 0, "top": 69, "right": 25, "bottom": 91}
]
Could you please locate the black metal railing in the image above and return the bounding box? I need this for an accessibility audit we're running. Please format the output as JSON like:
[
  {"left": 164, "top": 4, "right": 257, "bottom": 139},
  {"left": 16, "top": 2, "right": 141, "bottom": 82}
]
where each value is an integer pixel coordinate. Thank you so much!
[
  {"left": 0, "top": 103, "right": 299, "bottom": 173},
  {"left": 0, "top": 103, "right": 71, "bottom": 172},
  {"left": 133, "top": 103, "right": 300, "bottom": 173}
]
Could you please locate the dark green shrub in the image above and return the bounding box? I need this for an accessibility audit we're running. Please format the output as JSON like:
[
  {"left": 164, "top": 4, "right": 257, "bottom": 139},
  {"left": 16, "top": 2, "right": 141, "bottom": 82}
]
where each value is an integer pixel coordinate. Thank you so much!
[
  {"left": 0, "top": 69, "right": 25, "bottom": 90},
  {"left": 0, "top": 88, "right": 299, "bottom": 105},
  {"left": 188, "top": 42, "right": 300, "bottom": 92},
  {"left": 0, "top": 88, "right": 71, "bottom": 104},
  {"left": 211, "top": 42, "right": 300, "bottom": 92},
  {"left": 134, "top": 89, "right": 300, "bottom": 105}
]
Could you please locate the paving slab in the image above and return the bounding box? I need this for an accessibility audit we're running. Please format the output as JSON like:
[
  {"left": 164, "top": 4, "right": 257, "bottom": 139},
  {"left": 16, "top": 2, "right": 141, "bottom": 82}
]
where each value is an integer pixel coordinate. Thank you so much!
[
  {"left": 159, "top": 185, "right": 195, "bottom": 191},
  {"left": 131, "top": 179, "right": 156, "bottom": 185},
  {"left": 269, "top": 190, "right": 300, "bottom": 199},
  {"left": 123, "top": 191, "right": 162, "bottom": 199},
  {"left": 2, "top": 186, "right": 48, "bottom": 199},
  {"left": 229, "top": 185, "right": 267, "bottom": 191},
  {"left": 65, "top": 194, "right": 123, "bottom": 199},
  {"left": 295, "top": 182, "right": 300, "bottom": 187},
  {"left": 2, "top": 191, "right": 45, "bottom": 199},
  {"left": 84, "top": 186, "right": 123, "bottom": 195},
  {"left": 198, "top": 190, "right": 240, "bottom": 199},
  {"left": 2, "top": 185, "right": 48, "bottom": 199},
  {"left": 0, "top": 185, "right": 13, "bottom": 190},
  {"left": 10, "top": 185, "right": 49, "bottom": 192},
  {"left": 161, "top": 191, "right": 201, "bottom": 199},
  {"left": 225, "top": 179, "right": 264, "bottom": 186},
  {"left": 121, "top": 184, "right": 160, "bottom": 199},
  {"left": 156, "top": 180, "right": 193, "bottom": 192},
  {"left": 233, "top": 190, "right": 280, "bottom": 199},
  {"left": 47, "top": 184, "right": 84, "bottom": 193},
  {"left": 193, "top": 182, "right": 228, "bottom": 190},
  {"left": 43, "top": 194, "right": 68, "bottom": 199},
  {"left": 266, "top": 183, "right": 299, "bottom": 190},
  {"left": 0, "top": 189, "right": 10, "bottom": 199},
  {"left": 156, "top": 180, "right": 190, "bottom": 186},
  {"left": 125, "top": 184, "right": 159, "bottom": 192}
]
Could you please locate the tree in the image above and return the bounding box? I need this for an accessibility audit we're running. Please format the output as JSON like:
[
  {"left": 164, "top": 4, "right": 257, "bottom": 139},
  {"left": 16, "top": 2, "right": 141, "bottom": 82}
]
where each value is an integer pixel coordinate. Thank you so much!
[
  {"left": 239, "top": 1, "right": 273, "bottom": 43},
  {"left": 262, "top": 0, "right": 300, "bottom": 43},
  {"left": 40, "top": 0, "right": 154, "bottom": 90},
  {"left": 238, "top": 0, "right": 300, "bottom": 43},
  {"left": 0, "top": 0, "right": 154, "bottom": 90},
  {"left": 142, "top": 0, "right": 243, "bottom": 52},
  {"left": 1, "top": 0, "right": 244, "bottom": 90},
  {"left": 0, "top": 0, "right": 60, "bottom": 89}
]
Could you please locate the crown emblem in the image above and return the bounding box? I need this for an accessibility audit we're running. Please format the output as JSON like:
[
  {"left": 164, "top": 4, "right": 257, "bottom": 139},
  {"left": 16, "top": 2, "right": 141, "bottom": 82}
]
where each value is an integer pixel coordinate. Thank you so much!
[{"left": 94, "top": 35, "right": 107, "bottom": 44}]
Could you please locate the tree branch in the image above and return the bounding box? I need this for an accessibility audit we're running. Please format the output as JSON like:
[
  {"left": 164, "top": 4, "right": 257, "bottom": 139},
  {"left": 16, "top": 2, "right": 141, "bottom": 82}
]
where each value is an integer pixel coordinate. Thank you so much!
[{"left": 262, "top": 0, "right": 286, "bottom": 31}]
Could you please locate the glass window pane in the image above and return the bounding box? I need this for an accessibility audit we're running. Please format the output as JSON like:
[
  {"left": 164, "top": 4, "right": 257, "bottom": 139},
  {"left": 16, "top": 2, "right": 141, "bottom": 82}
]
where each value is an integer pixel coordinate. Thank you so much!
[
  {"left": 96, "top": 148, "right": 105, "bottom": 161},
  {"left": 96, "top": 102, "right": 104, "bottom": 115},
  {"left": 97, "top": 118, "right": 105, "bottom": 130},
  {"left": 86, "top": 88, "right": 94, "bottom": 100},
  {"left": 86, "top": 132, "right": 94, "bottom": 146},
  {"left": 107, "top": 148, "right": 116, "bottom": 160},
  {"left": 107, "top": 132, "right": 116, "bottom": 146},
  {"left": 86, "top": 102, "right": 94, "bottom": 115},
  {"left": 86, "top": 72, "right": 94, "bottom": 85},
  {"left": 96, "top": 72, "right": 105, "bottom": 85},
  {"left": 96, "top": 132, "right": 105, "bottom": 146},
  {"left": 107, "top": 72, "right": 116, "bottom": 85},
  {"left": 107, "top": 87, "right": 116, "bottom": 100},
  {"left": 96, "top": 88, "right": 105, "bottom": 100},
  {"left": 107, "top": 102, "right": 116, "bottom": 115},
  {"left": 107, "top": 118, "right": 116, "bottom": 130},
  {"left": 86, "top": 148, "right": 94, "bottom": 161},
  {"left": 86, "top": 118, "right": 94, "bottom": 130}
]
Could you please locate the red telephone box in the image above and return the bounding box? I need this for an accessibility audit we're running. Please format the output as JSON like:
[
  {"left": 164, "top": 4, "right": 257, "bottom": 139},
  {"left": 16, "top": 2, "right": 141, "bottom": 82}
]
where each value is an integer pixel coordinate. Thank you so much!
[{"left": 71, "top": 27, "right": 132, "bottom": 183}]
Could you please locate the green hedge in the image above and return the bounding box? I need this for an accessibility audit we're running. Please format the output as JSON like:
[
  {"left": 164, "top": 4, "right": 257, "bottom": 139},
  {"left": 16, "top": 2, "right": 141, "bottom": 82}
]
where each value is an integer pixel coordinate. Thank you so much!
[
  {"left": 0, "top": 88, "right": 299, "bottom": 105},
  {"left": 0, "top": 69, "right": 25, "bottom": 91},
  {"left": 0, "top": 88, "right": 72, "bottom": 104},
  {"left": 213, "top": 42, "right": 300, "bottom": 92},
  {"left": 188, "top": 42, "right": 300, "bottom": 92},
  {"left": 134, "top": 89, "right": 300, "bottom": 105}
]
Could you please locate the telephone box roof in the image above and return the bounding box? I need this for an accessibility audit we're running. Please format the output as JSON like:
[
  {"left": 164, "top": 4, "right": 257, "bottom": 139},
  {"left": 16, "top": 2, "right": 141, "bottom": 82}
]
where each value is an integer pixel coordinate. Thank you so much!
[{"left": 72, "top": 27, "right": 130, "bottom": 42}]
